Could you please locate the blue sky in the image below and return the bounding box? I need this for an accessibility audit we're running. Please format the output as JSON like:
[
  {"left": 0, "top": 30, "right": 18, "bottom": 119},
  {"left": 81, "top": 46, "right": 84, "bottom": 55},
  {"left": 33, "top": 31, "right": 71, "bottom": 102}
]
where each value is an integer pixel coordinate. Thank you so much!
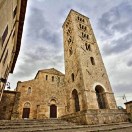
[{"left": 8, "top": 0, "right": 132, "bottom": 107}]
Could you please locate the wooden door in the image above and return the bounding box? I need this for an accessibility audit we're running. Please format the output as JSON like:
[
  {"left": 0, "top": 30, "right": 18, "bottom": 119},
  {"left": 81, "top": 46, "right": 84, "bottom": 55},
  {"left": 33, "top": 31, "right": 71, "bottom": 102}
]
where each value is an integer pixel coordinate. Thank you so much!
[
  {"left": 50, "top": 105, "right": 57, "bottom": 118},
  {"left": 22, "top": 108, "right": 30, "bottom": 118}
]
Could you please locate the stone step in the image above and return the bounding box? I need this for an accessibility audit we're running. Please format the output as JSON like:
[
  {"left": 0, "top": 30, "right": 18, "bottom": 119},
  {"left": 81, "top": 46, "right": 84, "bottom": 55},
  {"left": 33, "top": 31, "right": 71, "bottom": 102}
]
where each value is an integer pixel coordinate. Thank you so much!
[
  {"left": 0, "top": 119, "right": 72, "bottom": 124},
  {"left": 0, "top": 121, "right": 74, "bottom": 126},
  {"left": 0, "top": 123, "right": 132, "bottom": 132},
  {"left": 0, "top": 120, "right": 131, "bottom": 132}
]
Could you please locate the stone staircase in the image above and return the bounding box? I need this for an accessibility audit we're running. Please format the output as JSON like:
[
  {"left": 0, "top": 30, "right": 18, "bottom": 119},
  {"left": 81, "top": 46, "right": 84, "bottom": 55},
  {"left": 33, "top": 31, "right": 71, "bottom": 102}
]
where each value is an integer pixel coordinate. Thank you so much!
[{"left": 0, "top": 119, "right": 132, "bottom": 132}]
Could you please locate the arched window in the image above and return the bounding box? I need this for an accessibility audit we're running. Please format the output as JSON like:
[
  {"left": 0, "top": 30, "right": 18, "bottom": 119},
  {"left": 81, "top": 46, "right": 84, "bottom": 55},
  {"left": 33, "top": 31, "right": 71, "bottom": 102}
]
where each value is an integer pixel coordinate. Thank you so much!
[
  {"left": 79, "top": 24, "right": 81, "bottom": 29},
  {"left": 90, "top": 57, "right": 95, "bottom": 65},
  {"left": 71, "top": 73, "right": 74, "bottom": 82},
  {"left": 52, "top": 76, "right": 54, "bottom": 82},
  {"left": 87, "top": 35, "right": 89, "bottom": 39},
  {"left": 85, "top": 43, "right": 91, "bottom": 51},
  {"left": 46, "top": 75, "right": 48, "bottom": 80},
  {"left": 95, "top": 85, "right": 106, "bottom": 109},
  {"left": 72, "top": 89, "right": 80, "bottom": 112},
  {"left": 27, "top": 87, "right": 31, "bottom": 94}
]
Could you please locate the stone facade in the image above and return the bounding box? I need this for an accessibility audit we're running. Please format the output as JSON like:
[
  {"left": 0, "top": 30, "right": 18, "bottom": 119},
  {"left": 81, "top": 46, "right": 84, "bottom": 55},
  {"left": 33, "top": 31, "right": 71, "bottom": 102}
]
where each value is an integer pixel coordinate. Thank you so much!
[
  {"left": 0, "top": 0, "right": 27, "bottom": 101},
  {"left": 11, "top": 68, "right": 66, "bottom": 119},
  {"left": 61, "top": 9, "right": 128, "bottom": 124},
  {"left": 125, "top": 101, "right": 132, "bottom": 114},
  {"left": 0, "top": 90, "right": 19, "bottom": 120},
  {"left": 0, "top": 9, "right": 128, "bottom": 124},
  {"left": 125, "top": 101, "right": 132, "bottom": 122}
]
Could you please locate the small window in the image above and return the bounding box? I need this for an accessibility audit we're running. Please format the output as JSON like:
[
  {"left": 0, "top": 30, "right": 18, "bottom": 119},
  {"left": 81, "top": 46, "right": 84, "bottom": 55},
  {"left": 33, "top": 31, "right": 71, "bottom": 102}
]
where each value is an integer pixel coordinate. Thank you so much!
[
  {"left": 71, "top": 73, "right": 74, "bottom": 82},
  {"left": 3, "top": 50, "right": 8, "bottom": 64},
  {"left": 79, "top": 24, "right": 81, "bottom": 29},
  {"left": 27, "top": 87, "right": 31, "bottom": 94},
  {"left": 90, "top": 57, "right": 95, "bottom": 65},
  {"left": 69, "top": 47, "right": 73, "bottom": 56},
  {"left": 13, "top": 6, "right": 17, "bottom": 18},
  {"left": 87, "top": 35, "right": 89, "bottom": 39},
  {"left": 46, "top": 75, "right": 48, "bottom": 80},
  {"left": 52, "top": 76, "right": 54, "bottom": 82},
  {"left": 2, "top": 25, "right": 8, "bottom": 46}
]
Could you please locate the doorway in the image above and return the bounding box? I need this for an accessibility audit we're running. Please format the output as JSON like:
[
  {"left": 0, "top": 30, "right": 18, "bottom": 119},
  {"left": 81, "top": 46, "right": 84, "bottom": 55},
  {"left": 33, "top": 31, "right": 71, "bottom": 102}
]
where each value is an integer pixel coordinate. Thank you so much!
[
  {"left": 22, "top": 102, "right": 31, "bottom": 119},
  {"left": 22, "top": 108, "right": 30, "bottom": 118},
  {"left": 50, "top": 104, "right": 57, "bottom": 118}
]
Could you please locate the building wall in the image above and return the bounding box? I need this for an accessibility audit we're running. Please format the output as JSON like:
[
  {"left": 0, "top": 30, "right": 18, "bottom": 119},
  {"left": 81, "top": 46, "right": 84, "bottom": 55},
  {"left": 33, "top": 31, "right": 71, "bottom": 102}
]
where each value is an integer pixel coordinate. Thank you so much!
[
  {"left": 0, "top": 0, "right": 27, "bottom": 101},
  {"left": 12, "top": 68, "right": 67, "bottom": 119},
  {"left": 63, "top": 10, "right": 117, "bottom": 115},
  {"left": 0, "top": 90, "right": 18, "bottom": 120},
  {"left": 125, "top": 101, "right": 132, "bottom": 114}
]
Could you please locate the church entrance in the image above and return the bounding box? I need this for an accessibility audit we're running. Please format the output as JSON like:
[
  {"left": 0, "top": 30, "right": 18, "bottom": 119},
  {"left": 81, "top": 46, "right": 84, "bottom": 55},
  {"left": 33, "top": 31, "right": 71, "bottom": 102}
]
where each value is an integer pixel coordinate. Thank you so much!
[
  {"left": 50, "top": 104, "right": 57, "bottom": 118},
  {"left": 22, "top": 108, "right": 30, "bottom": 118},
  {"left": 22, "top": 102, "right": 31, "bottom": 119}
]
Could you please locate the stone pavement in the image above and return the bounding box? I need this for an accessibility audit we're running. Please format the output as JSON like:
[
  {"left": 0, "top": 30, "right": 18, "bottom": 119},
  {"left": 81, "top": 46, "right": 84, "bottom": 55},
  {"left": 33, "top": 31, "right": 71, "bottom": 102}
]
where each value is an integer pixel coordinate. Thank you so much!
[{"left": 0, "top": 119, "right": 132, "bottom": 132}]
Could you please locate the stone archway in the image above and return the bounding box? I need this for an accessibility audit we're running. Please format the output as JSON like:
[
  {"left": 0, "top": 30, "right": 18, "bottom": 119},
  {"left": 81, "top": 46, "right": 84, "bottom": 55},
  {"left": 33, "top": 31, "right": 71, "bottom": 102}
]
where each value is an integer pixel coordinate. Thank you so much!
[
  {"left": 72, "top": 89, "right": 80, "bottom": 112},
  {"left": 95, "top": 85, "right": 106, "bottom": 109},
  {"left": 22, "top": 102, "right": 30, "bottom": 119},
  {"left": 49, "top": 99, "right": 57, "bottom": 118}
]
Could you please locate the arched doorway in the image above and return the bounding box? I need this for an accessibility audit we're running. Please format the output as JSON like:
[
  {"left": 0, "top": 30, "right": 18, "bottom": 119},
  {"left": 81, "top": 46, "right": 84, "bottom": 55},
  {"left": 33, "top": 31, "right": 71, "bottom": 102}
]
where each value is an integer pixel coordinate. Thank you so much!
[
  {"left": 50, "top": 104, "right": 57, "bottom": 118},
  {"left": 95, "top": 85, "right": 106, "bottom": 109},
  {"left": 72, "top": 89, "right": 80, "bottom": 112},
  {"left": 22, "top": 102, "right": 30, "bottom": 118}
]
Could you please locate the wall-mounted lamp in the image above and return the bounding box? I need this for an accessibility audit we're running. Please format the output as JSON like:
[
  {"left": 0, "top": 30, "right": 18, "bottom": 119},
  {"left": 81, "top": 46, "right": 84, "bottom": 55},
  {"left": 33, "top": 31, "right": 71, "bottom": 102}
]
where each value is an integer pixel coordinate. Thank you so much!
[{"left": 6, "top": 82, "right": 10, "bottom": 89}]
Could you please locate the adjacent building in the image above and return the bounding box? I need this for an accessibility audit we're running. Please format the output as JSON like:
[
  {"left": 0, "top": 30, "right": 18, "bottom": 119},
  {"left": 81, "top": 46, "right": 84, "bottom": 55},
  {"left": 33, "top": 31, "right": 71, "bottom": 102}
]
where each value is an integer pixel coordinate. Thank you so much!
[
  {"left": 0, "top": 0, "right": 28, "bottom": 100},
  {"left": 125, "top": 101, "right": 132, "bottom": 122}
]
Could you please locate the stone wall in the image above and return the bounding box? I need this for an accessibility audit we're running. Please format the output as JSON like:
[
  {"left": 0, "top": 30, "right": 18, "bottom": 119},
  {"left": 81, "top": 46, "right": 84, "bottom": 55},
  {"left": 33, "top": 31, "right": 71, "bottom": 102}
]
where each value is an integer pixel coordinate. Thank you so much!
[
  {"left": 61, "top": 109, "right": 128, "bottom": 125},
  {"left": 0, "top": 0, "right": 27, "bottom": 98},
  {"left": 125, "top": 101, "right": 132, "bottom": 122},
  {"left": 0, "top": 90, "right": 19, "bottom": 120}
]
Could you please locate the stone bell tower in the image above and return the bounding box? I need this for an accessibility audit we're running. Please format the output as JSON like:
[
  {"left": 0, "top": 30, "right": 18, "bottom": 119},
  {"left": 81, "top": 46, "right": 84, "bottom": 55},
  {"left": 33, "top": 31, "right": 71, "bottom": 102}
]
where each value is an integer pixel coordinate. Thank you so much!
[{"left": 63, "top": 9, "right": 117, "bottom": 114}]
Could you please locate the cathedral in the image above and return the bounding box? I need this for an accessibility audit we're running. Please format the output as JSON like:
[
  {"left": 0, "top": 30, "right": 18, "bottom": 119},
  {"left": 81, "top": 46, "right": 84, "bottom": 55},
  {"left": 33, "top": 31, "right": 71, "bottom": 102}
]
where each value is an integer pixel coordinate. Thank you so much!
[{"left": 0, "top": 10, "right": 128, "bottom": 124}]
